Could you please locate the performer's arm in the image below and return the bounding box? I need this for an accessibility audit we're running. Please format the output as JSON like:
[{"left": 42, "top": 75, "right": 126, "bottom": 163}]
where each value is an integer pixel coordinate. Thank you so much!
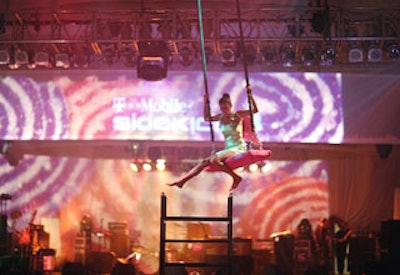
[{"left": 204, "top": 94, "right": 219, "bottom": 121}]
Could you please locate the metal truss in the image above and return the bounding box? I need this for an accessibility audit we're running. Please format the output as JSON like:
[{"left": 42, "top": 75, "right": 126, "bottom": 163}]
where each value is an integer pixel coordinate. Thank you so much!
[{"left": 0, "top": 4, "right": 399, "bottom": 67}]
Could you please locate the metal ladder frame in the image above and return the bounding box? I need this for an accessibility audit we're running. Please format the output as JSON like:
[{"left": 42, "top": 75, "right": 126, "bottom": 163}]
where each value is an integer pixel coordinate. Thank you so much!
[{"left": 159, "top": 193, "right": 233, "bottom": 274}]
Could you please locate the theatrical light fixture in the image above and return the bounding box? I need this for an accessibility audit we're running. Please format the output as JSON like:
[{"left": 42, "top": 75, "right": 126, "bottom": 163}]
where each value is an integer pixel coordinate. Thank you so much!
[
  {"left": 137, "top": 41, "right": 169, "bottom": 81},
  {"left": 0, "top": 49, "right": 10, "bottom": 64},
  {"left": 129, "top": 162, "right": 139, "bottom": 173},
  {"left": 302, "top": 46, "right": 317, "bottom": 66},
  {"left": 14, "top": 50, "right": 29, "bottom": 66},
  {"left": 260, "top": 162, "right": 272, "bottom": 173},
  {"left": 221, "top": 46, "right": 236, "bottom": 66},
  {"left": 34, "top": 51, "right": 51, "bottom": 68},
  {"left": 248, "top": 163, "right": 259, "bottom": 173},
  {"left": 320, "top": 45, "right": 337, "bottom": 66},
  {"left": 262, "top": 47, "right": 275, "bottom": 64},
  {"left": 142, "top": 162, "right": 152, "bottom": 172},
  {"left": 368, "top": 43, "right": 382, "bottom": 62},
  {"left": 54, "top": 53, "right": 70, "bottom": 69},
  {"left": 348, "top": 47, "right": 363, "bottom": 63},
  {"left": 280, "top": 44, "right": 296, "bottom": 67},
  {"left": 178, "top": 46, "right": 194, "bottom": 66},
  {"left": 243, "top": 44, "right": 257, "bottom": 65},
  {"left": 120, "top": 45, "right": 136, "bottom": 67},
  {"left": 155, "top": 159, "right": 166, "bottom": 171},
  {"left": 386, "top": 43, "right": 399, "bottom": 59}
]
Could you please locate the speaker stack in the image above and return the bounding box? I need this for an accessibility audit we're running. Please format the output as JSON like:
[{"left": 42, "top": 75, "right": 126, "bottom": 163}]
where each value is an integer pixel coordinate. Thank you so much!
[{"left": 109, "top": 222, "right": 130, "bottom": 258}]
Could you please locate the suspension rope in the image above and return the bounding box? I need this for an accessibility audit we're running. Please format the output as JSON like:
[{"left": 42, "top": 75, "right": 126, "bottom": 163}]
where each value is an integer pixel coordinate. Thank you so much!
[
  {"left": 197, "top": 0, "right": 216, "bottom": 153},
  {"left": 235, "top": 0, "right": 256, "bottom": 134}
]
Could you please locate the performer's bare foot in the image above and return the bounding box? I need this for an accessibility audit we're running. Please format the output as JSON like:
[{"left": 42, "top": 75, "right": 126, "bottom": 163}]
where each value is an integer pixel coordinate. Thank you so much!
[
  {"left": 167, "top": 181, "right": 184, "bottom": 189},
  {"left": 229, "top": 175, "right": 242, "bottom": 191}
]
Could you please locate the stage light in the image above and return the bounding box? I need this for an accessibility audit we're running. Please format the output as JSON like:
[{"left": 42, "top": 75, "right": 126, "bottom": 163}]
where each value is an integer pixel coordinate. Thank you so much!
[
  {"left": 54, "top": 53, "right": 70, "bottom": 69},
  {"left": 14, "top": 50, "right": 29, "bottom": 66},
  {"left": 280, "top": 44, "right": 296, "bottom": 67},
  {"left": 103, "top": 48, "right": 115, "bottom": 66},
  {"left": 142, "top": 162, "right": 152, "bottom": 172},
  {"left": 0, "top": 49, "right": 10, "bottom": 64},
  {"left": 302, "top": 46, "right": 316, "bottom": 66},
  {"left": 120, "top": 46, "right": 136, "bottom": 67},
  {"left": 72, "top": 52, "right": 90, "bottom": 68},
  {"left": 262, "top": 47, "right": 275, "bottom": 64},
  {"left": 129, "top": 162, "right": 139, "bottom": 173},
  {"left": 386, "top": 43, "right": 399, "bottom": 59},
  {"left": 137, "top": 41, "right": 169, "bottom": 81},
  {"left": 260, "top": 162, "right": 272, "bottom": 173},
  {"left": 156, "top": 159, "right": 166, "bottom": 171},
  {"left": 179, "top": 46, "right": 194, "bottom": 66},
  {"left": 34, "top": 51, "right": 51, "bottom": 68},
  {"left": 348, "top": 47, "right": 363, "bottom": 63},
  {"left": 320, "top": 45, "right": 336, "bottom": 66},
  {"left": 235, "top": 167, "right": 245, "bottom": 173},
  {"left": 248, "top": 163, "right": 259, "bottom": 173},
  {"left": 221, "top": 46, "right": 236, "bottom": 66},
  {"left": 368, "top": 43, "right": 382, "bottom": 62},
  {"left": 243, "top": 44, "right": 257, "bottom": 65}
]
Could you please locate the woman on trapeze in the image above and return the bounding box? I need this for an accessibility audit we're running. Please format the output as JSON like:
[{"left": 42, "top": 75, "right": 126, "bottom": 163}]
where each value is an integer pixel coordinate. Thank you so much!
[{"left": 167, "top": 91, "right": 258, "bottom": 191}]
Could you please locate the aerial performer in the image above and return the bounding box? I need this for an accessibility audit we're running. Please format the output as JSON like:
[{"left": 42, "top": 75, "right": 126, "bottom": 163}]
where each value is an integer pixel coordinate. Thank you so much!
[{"left": 167, "top": 91, "right": 259, "bottom": 191}]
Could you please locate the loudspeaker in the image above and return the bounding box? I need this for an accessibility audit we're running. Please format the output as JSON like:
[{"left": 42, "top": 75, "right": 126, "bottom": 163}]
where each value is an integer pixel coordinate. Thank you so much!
[
  {"left": 86, "top": 251, "right": 116, "bottom": 274},
  {"left": 274, "top": 235, "right": 294, "bottom": 275},
  {"left": 110, "top": 234, "right": 130, "bottom": 257},
  {"left": 381, "top": 220, "right": 400, "bottom": 254},
  {"left": 0, "top": 215, "right": 7, "bottom": 243}
]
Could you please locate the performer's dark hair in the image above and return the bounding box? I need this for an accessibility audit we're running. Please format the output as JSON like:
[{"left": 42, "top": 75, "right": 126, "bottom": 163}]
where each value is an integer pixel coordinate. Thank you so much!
[{"left": 219, "top": 93, "right": 231, "bottom": 104}]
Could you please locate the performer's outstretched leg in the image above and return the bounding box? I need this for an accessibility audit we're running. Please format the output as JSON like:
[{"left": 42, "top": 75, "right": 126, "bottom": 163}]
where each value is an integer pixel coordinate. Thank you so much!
[
  {"left": 167, "top": 158, "right": 211, "bottom": 188},
  {"left": 210, "top": 159, "right": 242, "bottom": 190}
]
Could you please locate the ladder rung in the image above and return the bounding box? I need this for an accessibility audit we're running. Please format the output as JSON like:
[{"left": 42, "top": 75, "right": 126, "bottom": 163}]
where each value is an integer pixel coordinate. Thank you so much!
[
  {"left": 165, "top": 239, "right": 229, "bottom": 243},
  {"left": 164, "top": 216, "right": 230, "bottom": 222}
]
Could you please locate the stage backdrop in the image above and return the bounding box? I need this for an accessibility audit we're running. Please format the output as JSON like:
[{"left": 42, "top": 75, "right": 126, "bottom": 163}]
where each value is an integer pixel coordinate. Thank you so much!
[{"left": 1, "top": 71, "right": 343, "bottom": 143}]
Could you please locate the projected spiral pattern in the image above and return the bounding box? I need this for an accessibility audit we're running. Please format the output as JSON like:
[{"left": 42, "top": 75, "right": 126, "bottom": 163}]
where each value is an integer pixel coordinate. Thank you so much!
[
  {"left": 0, "top": 76, "right": 68, "bottom": 140},
  {"left": 0, "top": 156, "right": 93, "bottom": 229},
  {"left": 236, "top": 175, "right": 328, "bottom": 238},
  {"left": 209, "top": 72, "right": 343, "bottom": 143}
]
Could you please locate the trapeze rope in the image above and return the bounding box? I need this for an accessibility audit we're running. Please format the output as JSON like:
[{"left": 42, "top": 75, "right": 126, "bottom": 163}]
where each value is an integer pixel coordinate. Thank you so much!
[{"left": 196, "top": 0, "right": 216, "bottom": 153}]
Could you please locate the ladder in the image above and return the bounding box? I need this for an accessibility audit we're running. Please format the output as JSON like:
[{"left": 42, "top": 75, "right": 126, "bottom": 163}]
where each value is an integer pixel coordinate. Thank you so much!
[{"left": 159, "top": 193, "right": 233, "bottom": 275}]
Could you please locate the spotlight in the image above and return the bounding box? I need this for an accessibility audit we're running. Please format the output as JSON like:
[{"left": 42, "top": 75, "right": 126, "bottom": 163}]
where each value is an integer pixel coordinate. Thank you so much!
[
  {"left": 120, "top": 46, "right": 136, "bottom": 67},
  {"left": 262, "top": 47, "right": 275, "bottom": 64},
  {"left": 54, "top": 52, "right": 70, "bottom": 69},
  {"left": 0, "top": 49, "right": 10, "bottom": 64},
  {"left": 243, "top": 44, "right": 257, "bottom": 65},
  {"left": 248, "top": 163, "right": 259, "bottom": 173},
  {"left": 179, "top": 46, "right": 194, "bottom": 66},
  {"left": 386, "top": 43, "right": 399, "bottom": 59},
  {"left": 129, "top": 162, "right": 139, "bottom": 173},
  {"left": 34, "top": 51, "right": 51, "bottom": 68},
  {"left": 156, "top": 159, "right": 166, "bottom": 171},
  {"left": 137, "top": 41, "right": 169, "bottom": 81},
  {"left": 142, "top": 162, "right": 152, "bottom": 172},
  {"left": 103, "top": 48, "right": 115, "bottom": 66},
  {"left": 221, "top": 46, "right": 236, "bottom": 66},
  {"left": 368, "top": 43, "right": 382, "bottom": 62},
  {"left": 302, "top": 46, "right": 316, "bottom": 66},
  {"left": 260, "top": 162, "right": 272, "bottom": 173},
  {"left": 320, "top": 46, "right": 336, "bottom": 66},
  {"left": 280, "top": 44, "right": 296, "bottom": 67},
  {"left": 348, "top": 47, "right": 363, "bottom": 63},
  {"left": 14, "top": 50, "right": 29, "bottom": 66}
]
